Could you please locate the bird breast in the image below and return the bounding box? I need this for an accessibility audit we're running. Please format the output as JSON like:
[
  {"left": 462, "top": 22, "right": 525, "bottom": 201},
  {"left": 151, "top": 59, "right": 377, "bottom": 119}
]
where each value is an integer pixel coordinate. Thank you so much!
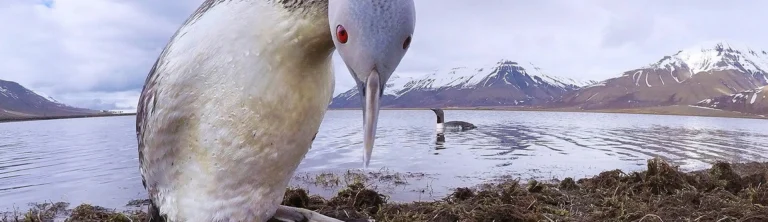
[{"left": 138, "top": 1, "right": 336, "bottom": 221}]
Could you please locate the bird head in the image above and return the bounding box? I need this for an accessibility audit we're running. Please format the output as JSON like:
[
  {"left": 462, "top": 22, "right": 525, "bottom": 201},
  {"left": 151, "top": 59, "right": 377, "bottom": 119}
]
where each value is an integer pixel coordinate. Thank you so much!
[{"left": 328, "top": 0, "right": 416, "bottom": 168}]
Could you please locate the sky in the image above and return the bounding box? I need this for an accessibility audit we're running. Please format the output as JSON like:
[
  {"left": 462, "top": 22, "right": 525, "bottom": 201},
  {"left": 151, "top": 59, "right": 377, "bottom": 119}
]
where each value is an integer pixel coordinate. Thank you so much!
[{"left": 2, "top": 0, "right": 767, "bottom": 111}]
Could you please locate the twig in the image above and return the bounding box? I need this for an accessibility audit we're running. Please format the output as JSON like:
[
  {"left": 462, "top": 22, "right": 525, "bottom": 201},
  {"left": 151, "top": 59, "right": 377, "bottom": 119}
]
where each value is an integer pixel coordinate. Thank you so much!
[
  {"left": 542, "top": 214, "right": 555, "bottom": 222},
  {"left": 738, "top": 215, "right": 768, "bottom": 222},
  {"left": 527, "top": 200, "right": 537, "bottom": 210},
  {"left": 120, "top": 213, "right": 134, "bottom": 222},
  {"left": 638, "top": 214, "right": 663, "bottom": 222},
  {"left": 430, "top": 208, "right": 445, "bottom": 221},
  {"left": 716, "top": 216, "right": 735, "bottom": 222}
]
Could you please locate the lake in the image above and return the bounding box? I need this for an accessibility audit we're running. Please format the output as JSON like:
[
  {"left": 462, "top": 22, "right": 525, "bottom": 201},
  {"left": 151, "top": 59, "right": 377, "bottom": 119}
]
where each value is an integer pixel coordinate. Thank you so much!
[{"left": 1, "top": 110, "right": 767, "bottom": 211}]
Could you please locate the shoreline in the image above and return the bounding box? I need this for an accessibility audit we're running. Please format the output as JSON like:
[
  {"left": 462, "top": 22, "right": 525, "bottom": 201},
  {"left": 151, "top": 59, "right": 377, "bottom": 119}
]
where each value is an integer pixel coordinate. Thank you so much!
[
  {"left": 2, "top": 105, "right": 765, "bottom": 124},
  {"left": 3, "top": 158, "right": 767, "bottom": 221},
  {"left": 0, "top": 113, "right": 137, "bottom": 124},
  {"left": 330, "top": 105, "right": 768, "bottom": 120}
]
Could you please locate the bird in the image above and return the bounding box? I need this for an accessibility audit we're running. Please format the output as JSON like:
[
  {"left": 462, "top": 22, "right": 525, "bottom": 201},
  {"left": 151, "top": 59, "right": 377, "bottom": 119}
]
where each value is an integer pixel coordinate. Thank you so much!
[
  {"left": 430, "top": 108, "right": 476, "bottom": 133},
  {"left": 135, "top": 0, "right": 415, "bottom": 221}
]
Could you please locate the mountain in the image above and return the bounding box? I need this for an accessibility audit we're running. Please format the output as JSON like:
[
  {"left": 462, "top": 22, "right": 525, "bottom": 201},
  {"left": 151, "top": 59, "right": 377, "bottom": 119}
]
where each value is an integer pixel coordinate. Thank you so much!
[
  {"left": 556, "top": 42, "right": 768, "bottom": 110},
  {"left": 694, "top": 86, "right": 768, "bottom": 115},
  {"left": 0, "top": 79, "right": 95, "bottom": 118},
  {"left": 330, "top": 60, "right": 595, "bottom": 108}
]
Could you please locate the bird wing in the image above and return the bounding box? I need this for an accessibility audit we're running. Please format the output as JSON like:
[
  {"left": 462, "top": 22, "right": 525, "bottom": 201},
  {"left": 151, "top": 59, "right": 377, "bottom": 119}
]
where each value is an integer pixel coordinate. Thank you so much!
[
  {"left": 135, "top": 0, "right": 224, "bottom": 195},
  {"left": 136, "top": 57, "right": 162, "bottom": 194}
]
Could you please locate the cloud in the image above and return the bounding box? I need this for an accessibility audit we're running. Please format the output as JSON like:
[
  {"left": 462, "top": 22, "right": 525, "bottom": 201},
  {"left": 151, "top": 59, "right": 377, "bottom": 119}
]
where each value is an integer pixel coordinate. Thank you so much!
[
  {"left": 0, "top": 0, "right": 197, "bottom": 111},
  {"left": 59, "top": 90, "right": 140, "bottom": 111},
  {"left": 2, "top": 0, "right": 768, "bottom": 111}
]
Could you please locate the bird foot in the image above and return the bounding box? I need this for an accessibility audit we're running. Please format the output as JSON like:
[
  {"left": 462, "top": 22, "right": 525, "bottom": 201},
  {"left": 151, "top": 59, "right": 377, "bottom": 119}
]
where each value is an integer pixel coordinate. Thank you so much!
[{"left": 272, "top": 205, "right": 351, "bottom": 222}]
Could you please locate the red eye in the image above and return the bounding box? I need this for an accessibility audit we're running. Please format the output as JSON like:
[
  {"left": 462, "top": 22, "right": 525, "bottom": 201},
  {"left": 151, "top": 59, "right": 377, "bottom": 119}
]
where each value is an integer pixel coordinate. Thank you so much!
[
  {"left": 403, "top": 36, "right": 412, "bottom": 50},
  {"left": 336, "top": 25, "right": 348, "bottom": 44}
]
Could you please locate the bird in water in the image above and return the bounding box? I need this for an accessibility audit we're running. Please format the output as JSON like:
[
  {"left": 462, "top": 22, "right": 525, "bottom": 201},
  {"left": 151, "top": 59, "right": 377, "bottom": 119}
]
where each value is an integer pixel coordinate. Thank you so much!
[
  {"left": 136, "top": 0, "right": 415, "bottom": 221},
  {"left": 430, "top": 108, "right": 476, "bottom": 133}
]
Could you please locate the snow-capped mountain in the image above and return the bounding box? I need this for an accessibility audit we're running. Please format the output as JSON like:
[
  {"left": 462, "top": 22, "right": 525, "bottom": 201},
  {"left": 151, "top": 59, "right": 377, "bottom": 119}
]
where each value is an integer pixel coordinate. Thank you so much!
[
  {"left": 558, "top": 42, "right": 768, "bottom": 110},
  {"left": 330, "top": 60, "right": 595, "bottom": 108},
  {"left": 0, "top": 79, "right": 95, "bottom": 118},
  {"left": 695, "top": 86, "right": 768, "bottom": 115},
  {"left": 646, "top": 42, "right": 768, "bottom": 83}
]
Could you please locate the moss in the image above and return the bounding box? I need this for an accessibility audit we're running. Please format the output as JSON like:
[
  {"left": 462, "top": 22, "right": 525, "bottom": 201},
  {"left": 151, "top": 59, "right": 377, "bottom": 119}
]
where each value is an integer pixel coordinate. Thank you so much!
[
  {"left": 282, "top": 188, "right": 311, "bottom": 208},
  {"left": 559, "top": 177, "right": 578, "bottom": 190}
]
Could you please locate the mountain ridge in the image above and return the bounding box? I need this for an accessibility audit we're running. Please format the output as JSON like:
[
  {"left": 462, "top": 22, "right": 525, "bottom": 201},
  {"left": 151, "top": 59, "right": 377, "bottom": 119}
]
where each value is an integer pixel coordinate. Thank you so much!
[
  {"left": 555, "top": 42, "right": 768, "bottom": 110},
  {"left": 0, "top": 79, "right": 96, "bottom": 118},
  {"left": 330, "top": 41, "right": 768, "bottom": 115},
  {"left": 330, "top": 60, "right": 596, "bottom": 108}
]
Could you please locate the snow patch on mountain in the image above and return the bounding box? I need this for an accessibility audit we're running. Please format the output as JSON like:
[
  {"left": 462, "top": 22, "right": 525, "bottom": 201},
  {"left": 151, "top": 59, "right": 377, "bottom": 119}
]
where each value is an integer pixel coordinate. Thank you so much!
[
  {"left": 0, "top": 86, "right": 18, "bottom": 99},
  {"left": 383, "top": 74, "right": 414, "bottom": 97},
  {"left": 30, "top": 90, "right": 60, "bottom": 103},
  {"left": 697, "top": 86, "right": 765, "bottom": 107}
]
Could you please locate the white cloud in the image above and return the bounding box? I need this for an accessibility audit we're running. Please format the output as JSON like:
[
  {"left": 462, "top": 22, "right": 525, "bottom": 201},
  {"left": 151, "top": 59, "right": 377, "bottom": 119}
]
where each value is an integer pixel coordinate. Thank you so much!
[
  {"left": 58, "top": 90, "right": 141, "bottom": 111},
  {"left": 2, "top": 0, "right": 767, "bottom": 110},
  {"left": 0, "top": 0, "right": 195, "bottom": 110}
]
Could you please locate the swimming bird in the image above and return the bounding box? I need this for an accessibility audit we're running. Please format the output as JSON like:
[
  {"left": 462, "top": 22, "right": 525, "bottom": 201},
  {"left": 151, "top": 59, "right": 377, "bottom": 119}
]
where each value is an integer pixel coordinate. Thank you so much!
[
  {"left": 136, "top": 0, "right": 415, "bottom": 221},
  {"left": 430, "top": 108, "right": 476, "bottom": 133}
]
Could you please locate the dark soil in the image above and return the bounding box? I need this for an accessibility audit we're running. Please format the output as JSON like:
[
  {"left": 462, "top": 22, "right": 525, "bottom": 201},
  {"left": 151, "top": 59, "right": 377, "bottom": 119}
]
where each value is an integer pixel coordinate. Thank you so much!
[{"left": 4, "top": 158, "right": 767, "bottom": 222}]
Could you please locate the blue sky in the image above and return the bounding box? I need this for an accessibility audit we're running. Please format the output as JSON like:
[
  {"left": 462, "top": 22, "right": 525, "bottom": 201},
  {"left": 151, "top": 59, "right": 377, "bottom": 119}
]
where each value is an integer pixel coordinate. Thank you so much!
[
  {"left": 1, "top": 0, "right": 767, "bottom": 111},
  {"left": 41, "top": 0, "right": 53, "bottom": 8}
]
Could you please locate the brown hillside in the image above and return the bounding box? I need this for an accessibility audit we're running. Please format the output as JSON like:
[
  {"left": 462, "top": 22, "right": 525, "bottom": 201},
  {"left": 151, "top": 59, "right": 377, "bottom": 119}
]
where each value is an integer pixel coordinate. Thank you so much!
[
  {"left": 559, "top": 69, "right": 765, "bottom": 110},
  {"left": 696, "top": 86, "right": 768, "bottom": 115}
]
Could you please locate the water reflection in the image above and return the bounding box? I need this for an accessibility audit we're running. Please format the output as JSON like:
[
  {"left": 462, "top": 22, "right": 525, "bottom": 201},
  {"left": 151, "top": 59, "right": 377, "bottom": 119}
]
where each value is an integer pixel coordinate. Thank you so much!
[
  {"left": 432, "top": 121, "right": 768, "bottom": 170},
  {"left": 434, "top": 133, "right": 445, "bottom": 148},
  {"left": 295, "top": 110, "right": 768, "bottom": 203},
  {"left": 1, "top": 111, "right": 767, "bottom": 210},
  {"left": 301, "top": 110, "right": 768, "bottom": 177}
]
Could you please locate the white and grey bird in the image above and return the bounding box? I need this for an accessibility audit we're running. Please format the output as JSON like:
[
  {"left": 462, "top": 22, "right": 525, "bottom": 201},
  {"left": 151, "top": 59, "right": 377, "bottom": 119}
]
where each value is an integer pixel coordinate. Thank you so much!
[{"left": 135, "top": 0, "right": 415, "bottom": 221}]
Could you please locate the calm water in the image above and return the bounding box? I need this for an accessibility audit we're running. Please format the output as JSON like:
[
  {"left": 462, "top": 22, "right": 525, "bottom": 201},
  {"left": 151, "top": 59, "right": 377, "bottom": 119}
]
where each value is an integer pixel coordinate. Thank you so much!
[{"left": 1, "top": 110, "right": 767, "bottom": 210}]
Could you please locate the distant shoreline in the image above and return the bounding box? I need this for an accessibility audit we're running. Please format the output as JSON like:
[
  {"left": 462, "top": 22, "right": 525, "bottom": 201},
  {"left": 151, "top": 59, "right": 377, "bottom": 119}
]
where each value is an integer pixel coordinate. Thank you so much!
[
  {"left": 0, "top": 113, "right": 137, "bottom": 123},
  {"left": 330, "top": 105, "right": 768, "bottom": 120},
  {"left": 2, "top": 105, "right": 764, "bottom": 124}
]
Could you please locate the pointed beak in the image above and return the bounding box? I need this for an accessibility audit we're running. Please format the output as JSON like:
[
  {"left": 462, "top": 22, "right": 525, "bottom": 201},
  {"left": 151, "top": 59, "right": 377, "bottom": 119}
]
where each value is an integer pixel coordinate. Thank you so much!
[{"left": 361, "top": 70, "right": 381, "bottom": 168}]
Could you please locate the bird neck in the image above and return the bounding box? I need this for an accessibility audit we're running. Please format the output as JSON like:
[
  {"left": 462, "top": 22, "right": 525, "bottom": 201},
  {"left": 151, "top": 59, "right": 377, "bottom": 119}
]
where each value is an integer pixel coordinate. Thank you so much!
[
  {"left": 434, "top": 111, "right": 444, "bottom": 124},
  {"left": 272, "top": 2, "right": 336, "bottom": 63},
  {"left": 436, "top": 123, "right": 445, "bottom": 134}
]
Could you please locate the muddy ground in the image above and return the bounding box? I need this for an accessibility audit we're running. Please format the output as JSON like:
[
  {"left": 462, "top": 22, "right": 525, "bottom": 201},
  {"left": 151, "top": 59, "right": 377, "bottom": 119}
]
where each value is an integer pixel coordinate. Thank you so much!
[{"left": 3, "top": 157, "right": 767, "bottom": 222}]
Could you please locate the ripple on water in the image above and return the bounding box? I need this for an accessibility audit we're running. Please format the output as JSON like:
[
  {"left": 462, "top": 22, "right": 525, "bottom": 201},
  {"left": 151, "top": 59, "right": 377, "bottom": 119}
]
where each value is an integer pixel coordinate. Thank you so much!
[{"left": 1, "top": 111, "right": 768, "bottom": 210}]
